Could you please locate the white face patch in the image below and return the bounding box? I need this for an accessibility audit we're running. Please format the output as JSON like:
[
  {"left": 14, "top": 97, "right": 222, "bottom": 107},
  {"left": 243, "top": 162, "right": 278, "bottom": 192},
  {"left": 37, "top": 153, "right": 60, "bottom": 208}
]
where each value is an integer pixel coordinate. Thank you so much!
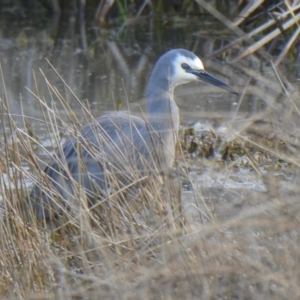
[{"left": 170, "top": 54, "right": 204, "bottom": 88}]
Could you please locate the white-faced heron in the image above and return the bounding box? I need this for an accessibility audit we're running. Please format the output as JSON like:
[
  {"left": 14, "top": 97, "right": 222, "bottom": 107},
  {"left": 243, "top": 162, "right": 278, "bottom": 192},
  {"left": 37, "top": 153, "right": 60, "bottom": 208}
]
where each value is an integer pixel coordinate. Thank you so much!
[{"left": 29, "top": 48, "right": 237, "bottom": 221}]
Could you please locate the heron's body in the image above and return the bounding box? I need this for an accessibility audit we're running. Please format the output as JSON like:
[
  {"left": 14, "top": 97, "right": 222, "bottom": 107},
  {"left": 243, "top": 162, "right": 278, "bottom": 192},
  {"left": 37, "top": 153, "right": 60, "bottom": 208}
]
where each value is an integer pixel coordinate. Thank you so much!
[{"left": 29, "top": 49, "right": 236, "bottom": 220}]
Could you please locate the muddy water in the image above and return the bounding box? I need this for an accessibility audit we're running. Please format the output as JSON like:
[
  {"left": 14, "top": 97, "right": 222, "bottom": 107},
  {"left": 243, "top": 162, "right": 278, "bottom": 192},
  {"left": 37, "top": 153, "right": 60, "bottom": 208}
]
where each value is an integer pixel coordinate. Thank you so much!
[{"left": 0, "top": 10, "right": 297, "bottom": 221}]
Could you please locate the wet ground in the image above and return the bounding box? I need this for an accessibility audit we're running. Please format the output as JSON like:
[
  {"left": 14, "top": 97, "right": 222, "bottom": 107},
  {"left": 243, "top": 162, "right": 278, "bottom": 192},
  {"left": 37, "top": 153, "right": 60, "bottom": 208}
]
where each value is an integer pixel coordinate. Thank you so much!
[
  {"left": 2, "top": 6, "right": 300, "bottom": 299},
  {"left": 0, "top": 9, "right": 298, "bottom": 221}
]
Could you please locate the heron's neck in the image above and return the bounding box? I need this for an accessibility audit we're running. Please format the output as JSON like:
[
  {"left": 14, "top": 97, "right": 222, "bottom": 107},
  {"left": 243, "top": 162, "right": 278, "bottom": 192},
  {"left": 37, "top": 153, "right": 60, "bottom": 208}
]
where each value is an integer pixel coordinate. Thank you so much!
[{"left": 146, "top": 77, "right": 179, "bottom": 136}]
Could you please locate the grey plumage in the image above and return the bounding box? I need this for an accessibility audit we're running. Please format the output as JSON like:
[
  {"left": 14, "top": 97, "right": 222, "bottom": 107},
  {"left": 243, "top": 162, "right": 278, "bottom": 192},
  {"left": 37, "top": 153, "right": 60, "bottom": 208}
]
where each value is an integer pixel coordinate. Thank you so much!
[{"left": 29, "top": 48, "right": 236, "bottom": 221}]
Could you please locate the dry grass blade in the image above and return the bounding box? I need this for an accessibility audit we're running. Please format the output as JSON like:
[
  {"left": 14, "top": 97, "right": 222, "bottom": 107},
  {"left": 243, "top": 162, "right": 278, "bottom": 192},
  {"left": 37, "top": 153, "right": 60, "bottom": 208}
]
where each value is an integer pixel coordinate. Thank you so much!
[
  {"left": 1, "top": 46, "right": 300, "bottom": 299},
  {"left": 200, "top": 1, "right": 300, "bottom": 65},
  {"left": 195, "top": 0, "right": 241, "bottom": 33},
  {"left": 237, "top": 134, "right": 300, "bottom": 167},
  {"left": 270, "top": 61, "right": 290, "bottom": 95},
  {"left": 233, "top": 12, "right": 300, "bottom": 61},
  {"left": 275, "top": 23, "right": 300, "bottom": 65},
  {"left": 205, "top": 4, "right": 300, "bottom": 59},
  {"left": 233, "top": 0, "right": 265, "bottom": 26},
  {"left": 195, "top": 0, "right": 274, "bottom": 61}
]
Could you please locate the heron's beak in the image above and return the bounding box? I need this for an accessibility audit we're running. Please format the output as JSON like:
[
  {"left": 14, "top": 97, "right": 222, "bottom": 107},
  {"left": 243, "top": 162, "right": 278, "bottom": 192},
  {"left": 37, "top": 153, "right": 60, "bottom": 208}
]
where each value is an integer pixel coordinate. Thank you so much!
[{"left": 190, "top": 69, "right": 239, "bottom": 95}]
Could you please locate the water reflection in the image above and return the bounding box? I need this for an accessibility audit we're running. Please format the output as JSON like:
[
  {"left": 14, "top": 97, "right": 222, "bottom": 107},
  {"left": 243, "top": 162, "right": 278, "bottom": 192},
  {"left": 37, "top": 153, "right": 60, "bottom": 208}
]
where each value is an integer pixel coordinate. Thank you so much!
[
  {"left": 0, "top": 12, "right": 268, "bottom": 125},
  {"left": 0, "top": 10, "right": 291, "bottom": 192}
]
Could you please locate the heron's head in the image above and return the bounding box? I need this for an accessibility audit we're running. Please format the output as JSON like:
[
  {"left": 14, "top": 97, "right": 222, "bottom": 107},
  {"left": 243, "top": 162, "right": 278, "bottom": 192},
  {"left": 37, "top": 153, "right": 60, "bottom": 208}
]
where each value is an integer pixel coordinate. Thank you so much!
[{"left": 162, "top": 49, "right": 237, "bottom": 94}]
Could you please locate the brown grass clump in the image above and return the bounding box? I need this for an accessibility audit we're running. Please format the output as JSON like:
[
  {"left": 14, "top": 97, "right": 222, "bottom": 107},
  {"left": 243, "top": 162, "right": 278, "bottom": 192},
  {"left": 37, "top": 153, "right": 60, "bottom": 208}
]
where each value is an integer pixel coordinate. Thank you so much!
[{"left": 0, "top": 63, "right": 300, "bottom": 300}]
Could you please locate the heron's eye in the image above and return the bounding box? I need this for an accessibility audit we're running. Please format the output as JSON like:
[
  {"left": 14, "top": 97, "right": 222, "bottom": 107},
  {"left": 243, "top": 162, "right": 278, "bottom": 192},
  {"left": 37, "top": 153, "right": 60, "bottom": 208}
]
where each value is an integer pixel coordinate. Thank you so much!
[{"left": 181, "top": 63, "right": 189, "bottom": 71}]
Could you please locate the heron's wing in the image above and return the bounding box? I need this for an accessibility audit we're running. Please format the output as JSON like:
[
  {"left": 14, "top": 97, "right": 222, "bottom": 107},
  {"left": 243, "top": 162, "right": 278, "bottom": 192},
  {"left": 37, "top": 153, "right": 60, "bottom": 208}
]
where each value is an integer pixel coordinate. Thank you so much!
[
  {"left": 30, "top": 111, "right": 156, "bottom": 219},
  {"left": 79, "top": 111, "right": 157, "bottom": 172}
]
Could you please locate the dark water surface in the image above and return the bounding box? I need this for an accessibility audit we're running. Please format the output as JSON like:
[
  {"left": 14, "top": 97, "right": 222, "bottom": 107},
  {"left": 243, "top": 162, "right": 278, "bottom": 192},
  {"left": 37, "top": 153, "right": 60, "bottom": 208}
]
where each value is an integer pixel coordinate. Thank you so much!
[{"left": 0, "top": 11, "right": 268, "bottom": 124}]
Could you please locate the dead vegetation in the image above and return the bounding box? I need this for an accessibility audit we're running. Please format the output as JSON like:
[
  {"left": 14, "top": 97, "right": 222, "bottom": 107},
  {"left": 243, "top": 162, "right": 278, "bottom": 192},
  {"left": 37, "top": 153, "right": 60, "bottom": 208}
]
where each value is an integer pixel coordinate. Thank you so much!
[
  {"left": 0, "top": 1, "right": 300, "bottom": 299},
  {"left": 0, "top": 56, "right": 299, "bottom": 299}
]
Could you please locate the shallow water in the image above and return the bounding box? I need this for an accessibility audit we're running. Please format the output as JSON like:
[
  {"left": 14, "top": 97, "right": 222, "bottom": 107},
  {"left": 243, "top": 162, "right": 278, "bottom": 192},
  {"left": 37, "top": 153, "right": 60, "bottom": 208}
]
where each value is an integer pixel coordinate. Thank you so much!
[{"left": 0, "top": 9, "right": 297, "bottom": 213}]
